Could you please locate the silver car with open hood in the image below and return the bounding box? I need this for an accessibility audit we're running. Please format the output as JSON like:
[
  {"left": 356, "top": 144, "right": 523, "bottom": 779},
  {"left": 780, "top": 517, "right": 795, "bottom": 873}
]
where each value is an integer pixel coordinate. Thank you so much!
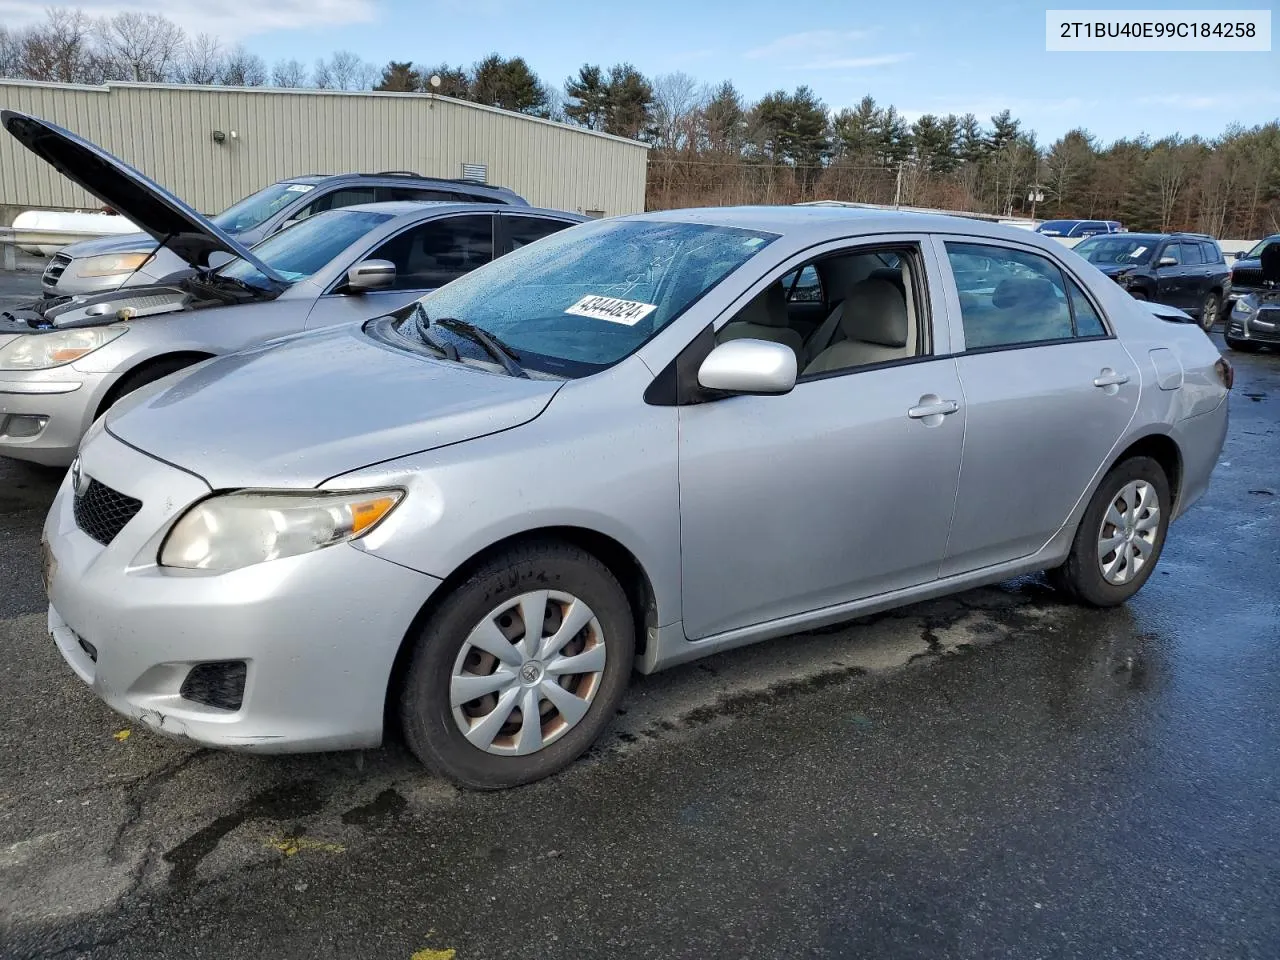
[{"left": 0, "top": 110, "right": 585, "bottom": 465}]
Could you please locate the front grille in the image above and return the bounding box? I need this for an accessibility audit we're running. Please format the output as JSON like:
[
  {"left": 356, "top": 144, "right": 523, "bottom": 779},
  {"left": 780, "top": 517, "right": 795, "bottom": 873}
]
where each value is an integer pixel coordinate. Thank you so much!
[
  {"left": 42, "top": 253, "right": 71, "bottom": 285},
  {"left": 181, "top": 661, "right": 248, "bottom": 711},
  {"left": 1231, "top": 267, "right": 1262, "bottom": 289},
  {"left": 73, "top": 479, "right": 143, "bottom": 545}
]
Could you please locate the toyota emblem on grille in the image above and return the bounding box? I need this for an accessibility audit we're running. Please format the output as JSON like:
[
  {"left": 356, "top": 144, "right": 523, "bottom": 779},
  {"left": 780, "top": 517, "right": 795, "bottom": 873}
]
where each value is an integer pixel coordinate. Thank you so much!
[{"left": 70, "top": 457, "right": 89, "bottom": 496}]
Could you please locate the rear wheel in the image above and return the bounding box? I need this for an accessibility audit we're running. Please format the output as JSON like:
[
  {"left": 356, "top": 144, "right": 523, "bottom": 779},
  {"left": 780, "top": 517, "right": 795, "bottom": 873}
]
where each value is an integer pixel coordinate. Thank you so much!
[
  {"left": 1200, "top": 292, "right": 1221, "bottom": 331},
  {"left": 399, "top": 540, "right": 634, "bottom": 789},
  {"left": 1049, "top": 456, "right": 1170, "bottom": 607}
]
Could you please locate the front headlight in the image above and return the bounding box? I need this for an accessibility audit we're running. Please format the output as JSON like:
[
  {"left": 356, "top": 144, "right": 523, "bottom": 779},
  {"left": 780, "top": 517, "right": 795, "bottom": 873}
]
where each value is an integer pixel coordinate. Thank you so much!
[
  {"left": 0, "top": 326, "right": 127, "bottom": 370},
  {"left": 159, "top": 489, "right": 404, "bottom": 572},
  {"left": 76, "top": 252, "right": 151, "bottom": 278},
  {"left": 1233, "top": 298, "right": 1256, "bottom": 317}
]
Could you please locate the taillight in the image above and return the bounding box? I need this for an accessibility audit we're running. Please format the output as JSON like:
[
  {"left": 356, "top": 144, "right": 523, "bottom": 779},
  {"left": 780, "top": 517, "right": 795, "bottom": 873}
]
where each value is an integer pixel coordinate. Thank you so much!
[{"left": 1215, "top": 356, "right": 1234, "bottom": 390}]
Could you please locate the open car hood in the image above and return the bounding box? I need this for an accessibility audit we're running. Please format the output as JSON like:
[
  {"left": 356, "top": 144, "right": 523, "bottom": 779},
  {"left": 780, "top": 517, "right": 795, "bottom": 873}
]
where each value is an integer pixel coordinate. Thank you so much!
[{"left": 1, "top": 110, "right": 284, "bottom": 283}]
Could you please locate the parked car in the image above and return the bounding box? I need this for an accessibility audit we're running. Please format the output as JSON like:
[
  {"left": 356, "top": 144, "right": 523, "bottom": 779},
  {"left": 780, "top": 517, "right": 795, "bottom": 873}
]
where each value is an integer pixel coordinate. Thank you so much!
[
  {"left": 40, "top": 201, "right": 1230, "bottom": 789},
  {"left": 1223, "top": 234, "right": 1279, "bottom": 317},
  {"left": 0, "top": 110, "right": 585, "bottom": 465},
  {"left": 1224, "top": 242, "right": 1280, "bottom": 352},
  {"left": 1036, "top": 219, "right": 1124, "bottom": 239},
  {"left": 40, "top": 166, "right": 527, "bottom": 297},
  {"left": 1072, "top": 232, "right": 1229, "bottom": 329}
]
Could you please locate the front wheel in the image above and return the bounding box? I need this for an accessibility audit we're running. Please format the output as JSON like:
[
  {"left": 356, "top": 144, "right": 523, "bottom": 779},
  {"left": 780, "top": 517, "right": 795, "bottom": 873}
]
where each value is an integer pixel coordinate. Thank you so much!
[
  {"left": 1049, "top": 456, "right": 1171, "bottom": 607},
  {"left": 1129, "top": 290, "right": 1149, "bottom": 301},
  {"left": 399, "top": 540, "right": 635, "bottom": 789},
  {"left": 1200, "top": 292, "right": 1221, "bottom": 331}
]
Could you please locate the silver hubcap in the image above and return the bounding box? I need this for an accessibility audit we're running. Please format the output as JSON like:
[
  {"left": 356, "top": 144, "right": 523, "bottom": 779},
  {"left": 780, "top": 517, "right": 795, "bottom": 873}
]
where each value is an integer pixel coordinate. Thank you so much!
[
  {"left": 1097, "top": 479, "right": 1160, "bottom": 585},
  {"left": 450, "top": 590, "right": 606, "bottom": 756}
]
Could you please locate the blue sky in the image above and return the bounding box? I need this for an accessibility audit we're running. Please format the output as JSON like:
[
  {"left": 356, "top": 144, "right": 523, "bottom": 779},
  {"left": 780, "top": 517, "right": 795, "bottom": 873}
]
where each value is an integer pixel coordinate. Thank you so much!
[{"left": 6, "top": 0, "right": 1277, "bottom": 143}]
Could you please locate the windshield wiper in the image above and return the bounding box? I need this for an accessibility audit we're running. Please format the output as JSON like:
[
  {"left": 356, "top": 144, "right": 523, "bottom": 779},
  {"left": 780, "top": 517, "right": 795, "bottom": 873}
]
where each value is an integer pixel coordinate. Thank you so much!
[
  {"left": 433, "top": 317, "right": 528, "bottom": 378},
  {"left": 411, "top": 303, "right": 459, "bottom": 361}
]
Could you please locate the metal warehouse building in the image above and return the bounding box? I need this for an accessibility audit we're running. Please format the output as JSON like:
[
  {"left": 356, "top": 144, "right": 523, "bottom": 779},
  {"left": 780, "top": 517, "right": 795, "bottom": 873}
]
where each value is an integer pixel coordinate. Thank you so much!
[{"left": 0, "top": 80, "right": 649, "bottom": 224}]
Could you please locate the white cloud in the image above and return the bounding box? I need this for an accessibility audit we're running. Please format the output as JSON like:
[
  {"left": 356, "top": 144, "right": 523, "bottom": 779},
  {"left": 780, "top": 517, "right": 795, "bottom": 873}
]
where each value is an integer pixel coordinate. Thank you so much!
[
  {"left": 804, "top": 53, "right": 912, "bottom": 70},
  {"left": 0, "top": 0, "right": 380, "bottom": 40},
  {"left": 1137, "top": 94, "right": 1229, "bottom": 110},
  {"left": 746, "top": 29, "right": 873, "bottom": 61}
]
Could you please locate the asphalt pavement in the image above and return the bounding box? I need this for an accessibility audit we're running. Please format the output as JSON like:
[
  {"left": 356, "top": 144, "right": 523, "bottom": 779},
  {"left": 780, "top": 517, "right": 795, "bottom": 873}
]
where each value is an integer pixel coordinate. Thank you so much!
[{"left": 0, "top": 294, "right": 1277, "bottom": 959}]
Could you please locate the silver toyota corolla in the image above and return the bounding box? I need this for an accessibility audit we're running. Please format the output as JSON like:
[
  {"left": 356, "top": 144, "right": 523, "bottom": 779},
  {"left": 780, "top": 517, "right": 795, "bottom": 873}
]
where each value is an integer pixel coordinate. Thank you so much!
[
  {"left": 0, "top": 111, "right": 584, "bottom": 465},
  {"left": 42, "top": 204, "right": 1230, "bottom": 789}
]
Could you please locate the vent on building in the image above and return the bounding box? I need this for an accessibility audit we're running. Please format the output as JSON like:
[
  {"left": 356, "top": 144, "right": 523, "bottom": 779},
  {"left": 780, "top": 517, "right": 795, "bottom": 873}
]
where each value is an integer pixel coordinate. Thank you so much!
[
  {"left": 584, "top": 209, "right": 605, "bottom": 219},
  {"left": 461, "top": 163, "right": 488, "bottom": 183}
]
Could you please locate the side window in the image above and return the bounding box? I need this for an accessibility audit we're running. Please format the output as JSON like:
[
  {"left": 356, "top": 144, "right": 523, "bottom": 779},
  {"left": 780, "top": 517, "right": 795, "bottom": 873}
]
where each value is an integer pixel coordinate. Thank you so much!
[
  {"left": 1160, "top": 243, "right": 1182, "bottom": 265},
  {"left": 1200, "top": 241, "right": 1221, "bottom": 264},
  {"left": 783, "top": 264, "right": 823, "bottom": 303},
  {"left": 505, "top": 215, "right": 576, "bottom": 251},
  {"left": 294, "top": 186, "right": 378, "bottom": 222},
  {"left": 1181, "top": 241, "right": 1203, "bottom": 265},
  {"left": 365, "top": 215, "right": 494, "bottom": 291},
  {"left": 1067, "top": 279, "right": 1107, "bottom": 337},
  {"left": 945, "top": 242, "right": 1074, "bottom": 349},
  {"left": 378, "top": 187, "right": 454, "bottom": 203}
]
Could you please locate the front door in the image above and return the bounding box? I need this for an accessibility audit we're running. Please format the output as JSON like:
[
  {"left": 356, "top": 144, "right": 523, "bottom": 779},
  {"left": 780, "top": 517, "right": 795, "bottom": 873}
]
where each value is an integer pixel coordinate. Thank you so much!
[
  {"left": 304, "top": 213, "right": 495, "bottom": 330},
  {"left": 677, "top": 240, "right": 964, "bottom": 640},
  {"left": 937, "top": 238, "right": 1139, "bottom": 576}
]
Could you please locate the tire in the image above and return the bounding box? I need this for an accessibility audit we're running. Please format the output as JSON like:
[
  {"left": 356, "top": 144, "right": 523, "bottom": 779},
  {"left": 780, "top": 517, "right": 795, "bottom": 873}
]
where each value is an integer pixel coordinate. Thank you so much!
[
  {"left": 1225, "top": 335, "right": 1261, "bottom": 353},
  {"left": 1200, "top": 292, "right": 1220, "bottom": 331},
  {"left": 1129, "top": 290, "right": 1148, "bottom": 301},
  {"left": 98, "top": 356, "right": 203, "bottom": 417},
  {"left": 1048, "top": 456, "right": 1171, "bottom": 607},
  {"left": 399, "top": 540, "right": 635, "bottom": 790}
]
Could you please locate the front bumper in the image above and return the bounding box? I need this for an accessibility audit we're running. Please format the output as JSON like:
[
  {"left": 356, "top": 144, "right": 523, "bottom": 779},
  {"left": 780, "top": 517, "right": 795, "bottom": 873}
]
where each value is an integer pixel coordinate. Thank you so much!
[
  {"left": 1226, "top": 311, "right": 1280, "bottom": 345},
  {"left": 0, "top": 365, "right": 111, "bottom": 466},
  {"left": 43, "top": 431, "right": 442, "bottom": 752}
]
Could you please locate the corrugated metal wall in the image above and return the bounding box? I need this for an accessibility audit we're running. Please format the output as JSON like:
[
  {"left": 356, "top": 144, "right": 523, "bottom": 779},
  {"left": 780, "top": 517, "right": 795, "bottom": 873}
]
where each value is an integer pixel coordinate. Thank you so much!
[{"left": 0, "top": 80, "right": 648, "bottom": 218}]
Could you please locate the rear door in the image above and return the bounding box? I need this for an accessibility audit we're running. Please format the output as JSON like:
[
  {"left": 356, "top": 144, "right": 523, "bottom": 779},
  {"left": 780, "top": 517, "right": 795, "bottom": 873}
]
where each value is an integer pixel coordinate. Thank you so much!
[
  {"left": 937, "top": 237, "right": 1139, "bottom": 576},
  {"left": 305, "top": 213, "right": 495, "bottom": 329}
]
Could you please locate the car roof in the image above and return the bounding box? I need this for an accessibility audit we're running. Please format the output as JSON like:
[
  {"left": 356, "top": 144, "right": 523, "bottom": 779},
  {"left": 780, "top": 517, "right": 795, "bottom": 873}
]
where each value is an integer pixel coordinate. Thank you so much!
[
  {"left": 335, "top": 201, "right": 586, "bottom": 222},
  {"left": 278, "top": 172, "right": 519, "bottom": 195},
  {"left": 622, "top": 205, "right": 1078, "bottom": 247}
]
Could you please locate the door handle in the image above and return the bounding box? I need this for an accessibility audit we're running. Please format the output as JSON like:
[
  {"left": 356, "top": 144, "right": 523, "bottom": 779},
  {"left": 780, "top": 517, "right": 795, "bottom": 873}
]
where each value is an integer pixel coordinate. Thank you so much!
[
  {"left": 907, "top": 399, "right": 959, "bottom": 419},
  {"left": 1093, "top": 370, "right": 1130, "bottom": 388}
]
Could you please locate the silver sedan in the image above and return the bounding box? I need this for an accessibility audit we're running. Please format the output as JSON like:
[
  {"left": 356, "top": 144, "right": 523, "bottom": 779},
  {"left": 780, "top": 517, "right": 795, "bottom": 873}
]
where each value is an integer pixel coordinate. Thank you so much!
[{"left": 42, "top": 205, "right": 1230, "bottom": 789}]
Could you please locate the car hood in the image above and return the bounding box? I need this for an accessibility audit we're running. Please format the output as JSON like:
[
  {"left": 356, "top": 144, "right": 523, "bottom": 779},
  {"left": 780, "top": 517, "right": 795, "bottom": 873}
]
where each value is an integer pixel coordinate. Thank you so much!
[
  {"left": 2, "top": 110, "right": 281, "bottom": 282},
  {"left": 104, "top": 323, "right": 563, "bottom": 489},
  {"left": 59, "top": 231, "right": 159, "bottom": 257}
]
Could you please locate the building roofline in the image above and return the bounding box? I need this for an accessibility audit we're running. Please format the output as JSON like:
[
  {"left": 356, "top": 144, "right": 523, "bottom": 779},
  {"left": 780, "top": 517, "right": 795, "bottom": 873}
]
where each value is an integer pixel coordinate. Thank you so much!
[{"left": 0, "top": 78, "right": 652, "bottom": 151}]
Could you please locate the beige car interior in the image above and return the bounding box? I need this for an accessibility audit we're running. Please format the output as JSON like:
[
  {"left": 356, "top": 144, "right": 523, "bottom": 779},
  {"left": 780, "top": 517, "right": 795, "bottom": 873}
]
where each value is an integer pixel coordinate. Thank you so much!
[{"left": 717, "top": 250, "right": 921, "bottom": 377}]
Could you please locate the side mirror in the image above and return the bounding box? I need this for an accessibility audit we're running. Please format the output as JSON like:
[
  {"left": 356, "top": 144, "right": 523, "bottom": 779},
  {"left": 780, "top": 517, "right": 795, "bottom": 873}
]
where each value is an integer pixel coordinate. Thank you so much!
[
  {"left": 697, "top": 339, "right": 797, "bottom": 396},
  {"left": 1158, "top": 256, "right": 1178, "bottom": 267},
  {"left": 346, "top": 259, "right": 396, "bottom": 293}
]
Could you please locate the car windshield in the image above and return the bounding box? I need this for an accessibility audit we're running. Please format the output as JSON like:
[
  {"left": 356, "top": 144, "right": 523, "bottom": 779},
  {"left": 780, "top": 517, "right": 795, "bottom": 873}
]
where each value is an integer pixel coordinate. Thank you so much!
[
  {"left": 401, "top": 218, "right": 779, "bottom": 377},
  {"left": 1074, "top": 237, "right": 1156, "bottom": 265},
  {"left": 1242, "top": 237, "right": 1278, "bottom": 260},
  {"left": 211, "top": 182, "right": 315, "bottom": 234},
  {"left": 217, "top": 209, "right": 393, "bottom": 288}
]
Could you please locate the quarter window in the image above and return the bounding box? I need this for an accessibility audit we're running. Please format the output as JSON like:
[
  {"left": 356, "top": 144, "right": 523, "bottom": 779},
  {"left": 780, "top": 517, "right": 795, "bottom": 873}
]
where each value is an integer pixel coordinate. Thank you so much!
[
  {"left": 366, "top": 215, "right": 495, "bottom": 290},
  {"left": 781, "top": 264, "right": 823, "bottom": 303},
  {"left": 1067, "top": 280, "right": 1107, "bottom": 337}
]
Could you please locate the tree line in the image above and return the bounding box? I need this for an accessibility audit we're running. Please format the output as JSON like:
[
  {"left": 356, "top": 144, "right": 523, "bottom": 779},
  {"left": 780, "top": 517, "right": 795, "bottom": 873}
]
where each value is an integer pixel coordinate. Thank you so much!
[{"left": 2, "top": 7, "right": 1277, "bottom": 237}]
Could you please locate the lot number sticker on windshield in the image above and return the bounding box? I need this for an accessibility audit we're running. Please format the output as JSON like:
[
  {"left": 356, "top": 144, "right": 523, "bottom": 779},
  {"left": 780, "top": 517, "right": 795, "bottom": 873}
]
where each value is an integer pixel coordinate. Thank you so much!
[
  {"left": 565, "top": 295, "right": 658, "bottom": 326},
  {"left": 285, "top": 184, "right": 315, "bottom": 193}
]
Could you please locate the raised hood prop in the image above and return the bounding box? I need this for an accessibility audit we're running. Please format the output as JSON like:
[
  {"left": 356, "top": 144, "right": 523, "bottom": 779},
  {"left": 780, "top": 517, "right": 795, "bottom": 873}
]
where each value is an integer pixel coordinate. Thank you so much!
[{"left": 1, "top": 110, "right": 285, "bottom": 285}]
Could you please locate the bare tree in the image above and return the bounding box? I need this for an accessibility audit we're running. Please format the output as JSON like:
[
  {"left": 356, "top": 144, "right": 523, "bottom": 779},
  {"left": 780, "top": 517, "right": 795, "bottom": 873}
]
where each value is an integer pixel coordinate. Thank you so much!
[
  {"left": 15, "top": 8, "right": 99, "bottom": 83},
  {"left": 1147, "top": 137, "right": 1192, "bottom": 232},
  {"left": 175, "top": 34, "right": 223, "bottom": 84},
  {"left": 95, "top": 12, "right": 185, "bottom": 82},
  {"left": 650, "top": 72, "right": 703, "bottom": 151},
  {"left": 271, "top": 58, "right": 309, "bottom": 88},
  {"left": 314, "top": 50, "right": 375, "bottom": 91},
  {"left": 221, "top": 45, "right": 267, "bottom": 86},
  {"left": 0, "top": 26, "right": 21, "bottom": 78}
]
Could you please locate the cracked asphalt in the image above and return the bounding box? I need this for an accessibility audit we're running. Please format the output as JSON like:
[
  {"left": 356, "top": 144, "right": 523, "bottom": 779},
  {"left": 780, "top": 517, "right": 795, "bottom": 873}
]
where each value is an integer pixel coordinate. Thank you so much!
[{"left": 1, "top": 312, "right": 1278, "bottom": 959}]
